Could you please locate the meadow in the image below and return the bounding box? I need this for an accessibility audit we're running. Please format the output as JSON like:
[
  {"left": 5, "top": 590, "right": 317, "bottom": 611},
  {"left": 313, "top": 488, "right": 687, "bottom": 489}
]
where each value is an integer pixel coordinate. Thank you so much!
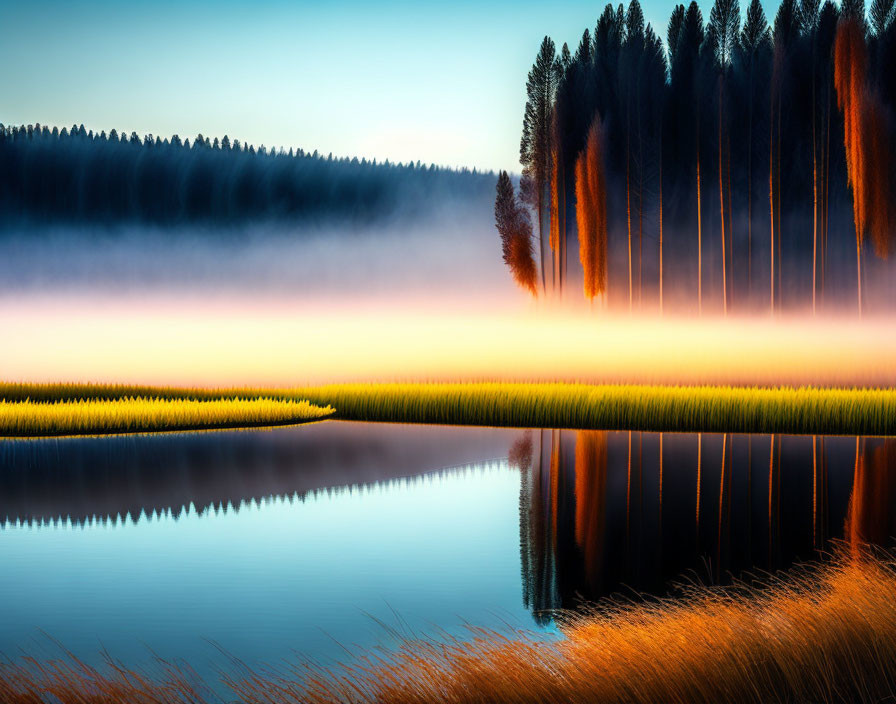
[
  {"left": 3, "top": 381, "right": 896, "bottom": 436},
  {"left": 1, "top": 549, "right": 894, "bottom": 703},
  {"left": 0, "top": 397, "right": 333, "bottom": 437}
]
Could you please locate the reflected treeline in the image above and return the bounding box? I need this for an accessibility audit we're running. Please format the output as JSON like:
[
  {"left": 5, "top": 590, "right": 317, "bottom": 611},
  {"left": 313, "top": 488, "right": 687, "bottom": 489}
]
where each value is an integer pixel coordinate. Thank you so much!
[
  {"left": 519, "top": 429, "right": 896, "bottom": 621},
  {"left": 0, "top": 422, "right": 520, "bottom": 526},
  {"left": 0, "top": 124, "right": 492, "bottom": 227}
]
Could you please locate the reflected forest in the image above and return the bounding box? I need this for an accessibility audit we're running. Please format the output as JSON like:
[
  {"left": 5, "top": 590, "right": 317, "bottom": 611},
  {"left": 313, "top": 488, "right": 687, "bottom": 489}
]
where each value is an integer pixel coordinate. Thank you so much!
[{"left": 517, "top": 430, "right": 896, "bottom": 620}]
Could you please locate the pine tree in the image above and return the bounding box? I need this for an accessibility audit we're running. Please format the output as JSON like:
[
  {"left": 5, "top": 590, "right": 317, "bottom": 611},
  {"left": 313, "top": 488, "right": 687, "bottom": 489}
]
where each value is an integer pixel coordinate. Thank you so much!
[{"left": 520, "top": 37, "right": 559, "bottom": 295}]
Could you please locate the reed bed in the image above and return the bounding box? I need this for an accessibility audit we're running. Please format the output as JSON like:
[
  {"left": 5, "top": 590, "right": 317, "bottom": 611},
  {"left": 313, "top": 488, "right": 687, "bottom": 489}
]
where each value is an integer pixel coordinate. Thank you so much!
[
  {"left": 1, "top": 551, "right": 895, "bottom": 703},
  {"left": 3, "top": 381, "right": 896, "bottom": 435},
  {"left": 0, "top": 397, "right": 333, "bottom": 437}
]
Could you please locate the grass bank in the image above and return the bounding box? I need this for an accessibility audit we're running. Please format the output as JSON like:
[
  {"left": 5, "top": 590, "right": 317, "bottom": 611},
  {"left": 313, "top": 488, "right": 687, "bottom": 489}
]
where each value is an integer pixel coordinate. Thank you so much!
[
  {"left": 0, "top": 397, "right": 333, "bottom": 437},
  {"left": 1, "top": 550, "right": 895, "bottom": 703},
  {"left": 3, "top": 381, "right": 896, "bottom": 435}
]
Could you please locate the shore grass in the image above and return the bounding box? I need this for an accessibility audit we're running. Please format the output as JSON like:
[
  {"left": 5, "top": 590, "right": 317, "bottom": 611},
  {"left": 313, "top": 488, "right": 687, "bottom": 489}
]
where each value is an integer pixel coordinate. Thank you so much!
[
  {"left": 0, "top": 397, "right": 334, "bottom": 437},
  {"left": 1, "top": 550, "right": 895, "bottom": 703},
  {"left": 3, "top": 381, "right": 896, "bottom": 435}
]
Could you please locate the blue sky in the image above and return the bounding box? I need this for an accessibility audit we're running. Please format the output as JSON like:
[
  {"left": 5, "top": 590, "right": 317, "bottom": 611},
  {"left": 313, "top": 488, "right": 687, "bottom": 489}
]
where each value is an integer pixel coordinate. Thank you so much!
[{"left": 1, "top": 0, "right": 778, "bottom": 172}]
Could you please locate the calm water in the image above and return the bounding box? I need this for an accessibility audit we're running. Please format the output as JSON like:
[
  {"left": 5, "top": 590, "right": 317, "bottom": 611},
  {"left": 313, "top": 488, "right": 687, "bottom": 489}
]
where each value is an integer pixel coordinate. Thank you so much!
[{"left": 0, "top": 422, "right": 893, "bottom": 681}]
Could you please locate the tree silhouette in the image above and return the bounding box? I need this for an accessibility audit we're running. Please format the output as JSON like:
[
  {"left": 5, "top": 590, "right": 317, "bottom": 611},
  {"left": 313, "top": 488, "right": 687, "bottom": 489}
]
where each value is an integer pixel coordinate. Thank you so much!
[
  {"left": 521, "top": 37, "right": 559, "bottom": 295},
  {"left": 495, "top": 171, "right": 539, "bottom": 295},
  {"left": 710, "top": 0, "right": 740, "bottom": 314}
]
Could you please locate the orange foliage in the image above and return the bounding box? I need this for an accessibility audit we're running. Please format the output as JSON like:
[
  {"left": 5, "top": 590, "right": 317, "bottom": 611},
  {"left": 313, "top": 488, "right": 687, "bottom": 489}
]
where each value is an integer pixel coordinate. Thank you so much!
[
  {"left": 574, "top": 431, "right": 607, "bottom": 590},
  {"left": 846, "top": 439, "right": 896, "bottom": 553},
  {"left": 835, "top": 16, "right": 868, "bottom": 241},
  {"left": 863, "top": 93, "right": 894, "bottom": 258},
  {"left": 574, "top": 119, "right": 609, "bottom": 302},
  {"left": 834, "top": 17, "right": 895, "bottom": 259},
  {"left": 505, "top": 233, "right": 539, "bottom": 296},
  {"left": 550, "top": 152, "right": 561, "bottom": 256}
]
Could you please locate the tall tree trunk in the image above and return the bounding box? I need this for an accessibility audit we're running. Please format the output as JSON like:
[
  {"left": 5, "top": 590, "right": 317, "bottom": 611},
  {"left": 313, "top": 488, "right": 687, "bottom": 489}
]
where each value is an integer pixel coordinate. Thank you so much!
[
  {"left": 697, "top": 125, "right": 703, "bottom": 316},
  {"left": 638, "top": 171, "right": 643, "bottom": 309},
  {"left": 747, "top": 62, "right": 754, "bottom": 302},
  {"left": 823, "top": 76, "right": 831, "bottom": 302},
  {"left": 769, "top": 89, "right": 775, "bottom": 314},
  {"left": 727, "top": 129, "right": 734, "bottom": 309},
  {"left": 627, "top": 111, "right": 633, "bottom": 312},
  {"left": 659, "top": 152, "right": 664, "bottom": 314},
  {"left": 637, "top": 95, "right": 644, "bottom": 309},
  {"left": 812, "top": 70, "right": 818, "bottom": 316},
  {"left": 718, "top": 79, "right": 728, "bottom": 315},
  {"left": 539, "top": 184, "right": 548, "bottom": 295},
  {"left": 776, "top": 99, "right": 782, "bottom": 306},
  {"left": 559, "top": 163, "right": 566, "bottom": 300}
]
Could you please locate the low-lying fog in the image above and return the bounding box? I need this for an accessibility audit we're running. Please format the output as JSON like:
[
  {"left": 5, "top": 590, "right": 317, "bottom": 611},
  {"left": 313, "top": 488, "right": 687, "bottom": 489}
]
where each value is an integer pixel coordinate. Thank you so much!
[
  {"left": 0, "top": 215, "right": 512, "bottom": 304},
  {"left": 3, "top": 219, "right": 896, "bottom": 388}
]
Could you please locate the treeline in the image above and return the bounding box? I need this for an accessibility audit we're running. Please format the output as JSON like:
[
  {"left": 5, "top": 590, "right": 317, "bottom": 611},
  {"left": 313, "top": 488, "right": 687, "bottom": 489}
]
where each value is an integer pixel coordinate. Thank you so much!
[
  {"left": 497, "top": 0, "right": 896, "bottom": 313},
  {"left": 0, "top": 124, "right": 493, "bottom": 227}
]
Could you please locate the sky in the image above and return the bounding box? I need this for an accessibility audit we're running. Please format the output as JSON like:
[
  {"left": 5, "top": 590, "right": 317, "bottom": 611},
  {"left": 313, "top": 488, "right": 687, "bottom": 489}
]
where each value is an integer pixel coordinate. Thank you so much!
[{"left": 0, "top": 0, "right": 779, "bottom": 173}]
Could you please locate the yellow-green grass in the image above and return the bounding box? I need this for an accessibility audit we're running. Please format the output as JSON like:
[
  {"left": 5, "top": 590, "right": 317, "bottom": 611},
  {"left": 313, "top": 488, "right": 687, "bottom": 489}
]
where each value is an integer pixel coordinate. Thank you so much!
[
  {"left": 0, "top": 397, "right": 334, "bottom": 437},
  {"left": 3, "top": 381, "right": 896, "bottom": 436}
]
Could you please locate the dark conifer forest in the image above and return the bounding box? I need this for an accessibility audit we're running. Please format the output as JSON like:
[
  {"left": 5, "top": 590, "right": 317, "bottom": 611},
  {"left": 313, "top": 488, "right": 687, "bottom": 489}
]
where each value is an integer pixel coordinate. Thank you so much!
[
  {"left": 502, "top": 0, "right": 896, "bottom": 313},
  {"left": 0, "top": 124, "right": 493, "bottom": 227}
]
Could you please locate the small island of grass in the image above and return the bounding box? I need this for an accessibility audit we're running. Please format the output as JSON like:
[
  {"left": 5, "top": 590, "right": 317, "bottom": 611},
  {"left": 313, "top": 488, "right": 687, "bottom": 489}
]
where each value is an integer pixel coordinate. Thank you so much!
[{"left": 0, "top": 397, "right": 334, "bottom": 438}]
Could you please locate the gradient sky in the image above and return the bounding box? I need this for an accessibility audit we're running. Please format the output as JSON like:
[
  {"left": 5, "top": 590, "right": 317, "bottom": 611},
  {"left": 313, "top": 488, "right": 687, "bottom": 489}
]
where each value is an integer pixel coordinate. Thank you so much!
[{"left": 1, "top": 0, "right": 780, "bottom": 173}]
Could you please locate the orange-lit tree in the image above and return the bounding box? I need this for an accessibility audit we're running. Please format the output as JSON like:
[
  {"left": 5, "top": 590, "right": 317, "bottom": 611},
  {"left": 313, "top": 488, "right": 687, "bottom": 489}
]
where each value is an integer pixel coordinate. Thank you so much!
[
  {"left": 495, "top": 171, "right": 539, "bottom": 296},
  {"left": 575, "top": 119, "right": 609, "bottom": 304}
]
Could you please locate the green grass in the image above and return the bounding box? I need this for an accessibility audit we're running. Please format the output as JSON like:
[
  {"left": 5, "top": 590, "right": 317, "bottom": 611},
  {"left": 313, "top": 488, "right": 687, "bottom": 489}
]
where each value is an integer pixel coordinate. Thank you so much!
[
  {"left": 2, "top": 381, "right": 895, "bottom": 435},
  {"left": 0, "top": 397, "right": 333, "bottom": 437}
]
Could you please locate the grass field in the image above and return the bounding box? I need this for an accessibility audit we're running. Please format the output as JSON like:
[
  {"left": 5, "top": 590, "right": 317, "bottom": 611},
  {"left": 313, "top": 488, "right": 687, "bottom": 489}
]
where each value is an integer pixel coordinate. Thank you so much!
[
  {"left": 2, "top": 381, "right": 896, "bottom": 436},
  {"left": 1, "top": 549, "right": 894, "bottom": 703},
  {"left": 0, "top": 397, "right": 333, "bottom": 437}
]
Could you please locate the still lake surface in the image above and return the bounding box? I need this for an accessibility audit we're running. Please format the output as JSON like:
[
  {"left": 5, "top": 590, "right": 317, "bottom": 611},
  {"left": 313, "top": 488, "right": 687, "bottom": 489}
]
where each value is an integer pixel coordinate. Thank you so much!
[{"left": 0, "top": 421, "right": 893, "bottom": 682}]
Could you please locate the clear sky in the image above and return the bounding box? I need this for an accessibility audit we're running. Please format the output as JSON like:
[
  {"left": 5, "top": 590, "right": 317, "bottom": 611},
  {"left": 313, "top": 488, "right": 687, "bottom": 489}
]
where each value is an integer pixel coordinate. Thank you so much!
[{"left": 0, "top": 0, "right": 778, "bottom": 173}]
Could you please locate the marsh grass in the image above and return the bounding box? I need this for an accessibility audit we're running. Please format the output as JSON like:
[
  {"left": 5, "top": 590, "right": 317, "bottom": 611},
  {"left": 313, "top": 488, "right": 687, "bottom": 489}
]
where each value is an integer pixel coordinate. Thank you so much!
[
  {"left": 0, "top": 397, "right": 333, "bottom": 437},
  {"left": 1, "top": 550, "right": 895, "bottom": 703},
  {"left": 3, "top": 381, "right": 896, "bottom": 435}
]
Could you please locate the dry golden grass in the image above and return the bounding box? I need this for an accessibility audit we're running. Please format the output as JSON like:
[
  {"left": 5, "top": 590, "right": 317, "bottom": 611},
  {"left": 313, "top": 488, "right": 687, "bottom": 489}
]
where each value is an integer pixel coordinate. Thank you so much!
[
  {"left": 1, "top": 550, "right": 895, "bottom": 703},
  {"left": 0, "top": 397, "right": 333, "bottom": 437},
  {"left": 3, "top": 381, "right": 896, "bottom": 435}
]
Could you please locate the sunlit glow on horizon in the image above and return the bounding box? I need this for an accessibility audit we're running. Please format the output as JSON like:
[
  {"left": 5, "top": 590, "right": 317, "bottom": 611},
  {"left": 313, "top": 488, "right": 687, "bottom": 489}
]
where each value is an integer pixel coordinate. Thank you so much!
[{"left": 4, "top": 292, "right": 895, "bottom": 389}]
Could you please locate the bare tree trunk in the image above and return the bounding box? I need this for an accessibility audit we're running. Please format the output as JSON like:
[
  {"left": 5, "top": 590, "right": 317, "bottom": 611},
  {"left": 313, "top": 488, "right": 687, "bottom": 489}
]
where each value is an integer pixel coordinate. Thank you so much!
[
  {"left": 823, "top": 76, "right": 831, "bottom": 304},
  {"left": 718, "top": 79, "right": 728, "bottom": 315},
  {"left": 638, "top": 173, "right": 643, "bottom": 309},
  {"left": 776, "top": 102, "right": 782, "bottom": 306},
  {"left": 539, "top": 185, "right": 548, "bottom": 295},
  {"left": 627, "top": 114, "right": 633, "bottom": 312},
  {"left": 697, "top": 127, "right": 703, "bottom": 316},
  {"left": 748, "top": 62, "right": 754, "bottom": 302},
  {"left": 856, "top": 237, "right": 863, "bottom": 315},
  {"left": 659, "top": 153, "right": 664, "bottom": 314},
  {"left": 727, "top": 129, "right": 734, "bottom": 309},
  {"left": 769, "top": 85, "right": 775, "bottom": 314},
  {"left": 812, "top": 73, "right": 818, "bottom": 316},
  {"left": 638, "top": 98, "right": 644, "bottom": 309}
]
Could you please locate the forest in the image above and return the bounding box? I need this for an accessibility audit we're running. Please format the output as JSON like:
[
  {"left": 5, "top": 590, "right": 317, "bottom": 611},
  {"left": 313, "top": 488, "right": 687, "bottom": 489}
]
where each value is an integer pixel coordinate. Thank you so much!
[
  {"left": 496, "top": 0, "right": 896, "bottom": 313},
  {"left": 0, "top": 124, "right": 493, "bottom": 228}
]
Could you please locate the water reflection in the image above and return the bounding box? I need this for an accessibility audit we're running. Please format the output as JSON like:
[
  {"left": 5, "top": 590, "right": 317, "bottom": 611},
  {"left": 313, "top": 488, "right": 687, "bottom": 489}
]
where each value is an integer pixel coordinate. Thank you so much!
[
  {"left": 519, "top": 430, "right": 896, "bottom": 620},
  {"left": 0, "top": 421, "right": 517, "bottom": 526},
  {"left": 2, "top": 422, "right": 893, "bottom": 638}
]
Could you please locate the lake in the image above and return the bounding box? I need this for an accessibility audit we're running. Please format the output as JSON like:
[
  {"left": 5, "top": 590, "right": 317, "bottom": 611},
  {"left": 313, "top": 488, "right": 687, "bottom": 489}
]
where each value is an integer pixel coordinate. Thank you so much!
[{"left": 0, "top": 422, "right": 891, "bottom": 686}]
